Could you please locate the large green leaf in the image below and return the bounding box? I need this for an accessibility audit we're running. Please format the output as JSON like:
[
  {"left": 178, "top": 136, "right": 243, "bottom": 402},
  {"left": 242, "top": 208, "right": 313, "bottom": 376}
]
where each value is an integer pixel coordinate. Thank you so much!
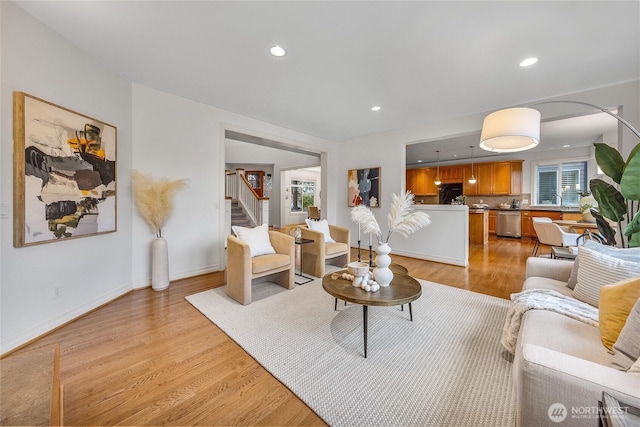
[
  {"left": 594, "top": 143, "right": 625, "bottom": 184},
  {"left": 590, "top": 209, "right": 617, "bottom": 246},
  {"left": 590, "top": 179, "right": 626, "bottom": 222},
  {"left": 624, "top": 211, "right": 640, "bottom": 248},
  {"left": 620, "top": 143, "right": 640, "bottom": 200}
]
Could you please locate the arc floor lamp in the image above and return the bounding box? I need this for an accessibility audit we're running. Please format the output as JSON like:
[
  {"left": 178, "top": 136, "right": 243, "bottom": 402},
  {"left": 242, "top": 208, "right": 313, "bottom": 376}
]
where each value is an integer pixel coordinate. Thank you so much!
[{"left": 480, "top": 100, "right": 640, "bottom": 153}]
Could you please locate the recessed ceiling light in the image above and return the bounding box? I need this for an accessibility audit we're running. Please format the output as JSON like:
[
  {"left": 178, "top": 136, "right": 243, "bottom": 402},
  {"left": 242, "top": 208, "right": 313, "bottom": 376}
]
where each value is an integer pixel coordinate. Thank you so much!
[
  {"left": 417, "top": 159, "right": 423, "bottom": 163},
  {"left": 562, "top": 144, "right": 571, "bottom": 148},
  {"left": 520, "top": 57, "right": 538, "bottom": 67},
  {"left": 371, "top": 106, "right": 381, "bottom": 111},
  {"left": 270, "top": 45, "right": 286, "bottom": 57}
]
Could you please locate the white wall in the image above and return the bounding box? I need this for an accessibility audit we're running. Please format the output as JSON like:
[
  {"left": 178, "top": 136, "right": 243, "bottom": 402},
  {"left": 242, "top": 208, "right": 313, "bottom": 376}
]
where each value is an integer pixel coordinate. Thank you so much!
[
  {"left": 1, "top": 2, "right": 133, "bottom": 353},
  {"left": 130, "top": 84, "right": 332, "bottom": 288}
]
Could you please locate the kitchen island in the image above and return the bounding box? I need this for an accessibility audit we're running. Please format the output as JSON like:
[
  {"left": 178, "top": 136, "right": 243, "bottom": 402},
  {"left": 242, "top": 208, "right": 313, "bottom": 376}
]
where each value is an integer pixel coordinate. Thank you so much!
[
  {"left": 388, "top": 204, "right": 469, "bottom": 267},
  {"left": 469, "top": 209, "right": 489, "bottom": 244}
]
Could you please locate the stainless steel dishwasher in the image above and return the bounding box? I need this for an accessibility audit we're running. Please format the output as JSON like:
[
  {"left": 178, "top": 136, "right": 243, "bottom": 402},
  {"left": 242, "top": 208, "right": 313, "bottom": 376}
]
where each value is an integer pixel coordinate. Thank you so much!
[{"left": 496, "top": 210, "right": 522, "bottom": 238}]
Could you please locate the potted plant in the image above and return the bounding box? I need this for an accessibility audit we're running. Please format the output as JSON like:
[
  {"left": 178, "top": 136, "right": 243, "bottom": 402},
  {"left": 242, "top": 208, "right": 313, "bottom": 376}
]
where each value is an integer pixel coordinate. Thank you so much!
[
  {"left": 132, "top": 171, "right": 186, "bottom": 290},
  {"left": 589, "top": 142, "right": 640, "bottom": 248},
  {"left": 578, "top": 191, "right": 597, "bottom": 223}
]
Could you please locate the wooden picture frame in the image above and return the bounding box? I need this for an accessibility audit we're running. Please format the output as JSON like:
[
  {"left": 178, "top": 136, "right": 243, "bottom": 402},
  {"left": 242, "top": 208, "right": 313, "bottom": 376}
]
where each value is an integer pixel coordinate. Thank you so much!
[
  {"left": 347, "top": 167, "right": 381, "bottom": 207},
  {"left": 13, "top": 92, "right": 117, "bottom": 247}
]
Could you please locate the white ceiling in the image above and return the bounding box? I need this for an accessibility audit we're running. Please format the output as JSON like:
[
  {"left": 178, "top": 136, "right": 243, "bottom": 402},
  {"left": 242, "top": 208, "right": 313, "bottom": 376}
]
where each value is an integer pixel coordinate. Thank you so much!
[{"left": 13, "top": 1, "right": 639, "bottom": 161}]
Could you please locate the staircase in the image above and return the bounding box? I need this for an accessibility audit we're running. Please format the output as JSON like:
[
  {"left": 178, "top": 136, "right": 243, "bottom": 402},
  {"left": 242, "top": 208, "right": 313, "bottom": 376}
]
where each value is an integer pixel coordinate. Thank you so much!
[{"left": 231, "top": 200, "right": 252, "bottom": 230}]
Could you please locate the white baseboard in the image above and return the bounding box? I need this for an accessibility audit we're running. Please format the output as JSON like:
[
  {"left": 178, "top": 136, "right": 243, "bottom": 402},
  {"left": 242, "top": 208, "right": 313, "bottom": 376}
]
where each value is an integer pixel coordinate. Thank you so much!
[
  {"left": 132, "top": 264, "right": 223, "bottom": 290},
  {"left": 1, "top": 283, "right": 132, "bottom": 355}
]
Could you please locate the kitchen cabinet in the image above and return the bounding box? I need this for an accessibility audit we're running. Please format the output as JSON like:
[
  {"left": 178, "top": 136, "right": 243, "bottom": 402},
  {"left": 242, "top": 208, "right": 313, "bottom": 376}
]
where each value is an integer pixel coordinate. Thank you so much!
[
  {"left": 407, "top": 168, "right": 437, "bottom": 196},
  {"left": 488, "top": 210, "right": 497, "bottom": 234},
  {"left": 476, "top": 163, "right": 494, "bottom": 195},
  {"left": 521, "top": 210, "right": 563, "bottom": 238},
  {"left": 475, "top": 161, "right": 522, "bottom": 196},
  {"left": 409, "top": 160, "right": 522, "bottom": 196},
  {"left": 469, "top": 211, "right": 489, "bottom": 244},
  {"left": 462, "top": 165, "right": 477, "bottom": 195},
  {"left": 439, "top": 165, "right": 463, "bottom": 183}
]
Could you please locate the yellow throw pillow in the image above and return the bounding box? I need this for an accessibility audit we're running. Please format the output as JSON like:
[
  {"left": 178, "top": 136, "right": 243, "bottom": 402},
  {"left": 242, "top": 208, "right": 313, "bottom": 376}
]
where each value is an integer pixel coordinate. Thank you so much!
[{"left": 599, "top": 277, "right": 640, "bottom": 351}]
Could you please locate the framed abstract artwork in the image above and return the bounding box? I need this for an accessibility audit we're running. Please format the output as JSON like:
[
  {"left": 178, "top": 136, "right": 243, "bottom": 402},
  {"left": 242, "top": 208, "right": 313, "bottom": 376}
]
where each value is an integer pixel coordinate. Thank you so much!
[
  {"left": 13, "top": 92, "right": 117, "bottom": 247},
  {"left": 348, "top": 167, "right": 381, "bottom": 207}
]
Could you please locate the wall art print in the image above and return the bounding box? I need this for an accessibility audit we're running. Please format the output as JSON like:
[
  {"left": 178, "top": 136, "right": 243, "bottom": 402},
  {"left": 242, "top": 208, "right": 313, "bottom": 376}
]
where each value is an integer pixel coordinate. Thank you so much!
[
  {"left": 13, "top": 92, "right": 117, "bottom": 247},
  {"left": 348, "top": 167, "right": 380, "bottom": 207}
]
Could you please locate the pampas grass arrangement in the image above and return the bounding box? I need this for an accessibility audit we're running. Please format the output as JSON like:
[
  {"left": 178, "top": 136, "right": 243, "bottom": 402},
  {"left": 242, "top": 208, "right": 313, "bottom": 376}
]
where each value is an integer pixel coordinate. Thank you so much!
[
  {"left": 132, "top": 171, "right": 186, "bottom": 238},
  {"left": 351, "top": 191, "right": 431, "bottom": 243}
]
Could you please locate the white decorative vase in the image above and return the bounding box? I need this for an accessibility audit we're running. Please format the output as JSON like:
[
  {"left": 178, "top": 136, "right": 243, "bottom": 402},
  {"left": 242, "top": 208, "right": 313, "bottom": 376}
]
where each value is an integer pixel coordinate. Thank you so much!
[
  {"left": 579, "top": 194, "right": 598, "bottom": 223},
  {"left": 152, "top": 237, "right": 170, "bottom": 291},
  {"left": 373, "top": 243, "right": 393, "bottom": 287}
]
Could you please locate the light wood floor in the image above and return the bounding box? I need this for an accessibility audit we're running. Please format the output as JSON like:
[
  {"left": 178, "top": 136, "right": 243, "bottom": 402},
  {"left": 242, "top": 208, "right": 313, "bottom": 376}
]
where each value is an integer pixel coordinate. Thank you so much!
[{"left": 4, "top": 235, "right": 540, "bottom": 426}]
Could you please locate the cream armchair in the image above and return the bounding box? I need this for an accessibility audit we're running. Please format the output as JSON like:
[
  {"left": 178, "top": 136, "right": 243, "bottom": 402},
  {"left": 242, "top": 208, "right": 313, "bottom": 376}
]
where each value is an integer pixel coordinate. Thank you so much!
[
  {"left": 226, "top": 230, "right": 295, "bottom": 305},
  {"left": 300, "top": 224, "right": 350, "bottom": 277}
]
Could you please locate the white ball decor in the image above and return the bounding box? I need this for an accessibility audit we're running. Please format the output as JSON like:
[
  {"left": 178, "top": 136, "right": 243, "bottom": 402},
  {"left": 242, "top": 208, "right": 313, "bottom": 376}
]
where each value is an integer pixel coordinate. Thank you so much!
[{"left": 346, "top": 262, "right": 380, "bottom": 292}]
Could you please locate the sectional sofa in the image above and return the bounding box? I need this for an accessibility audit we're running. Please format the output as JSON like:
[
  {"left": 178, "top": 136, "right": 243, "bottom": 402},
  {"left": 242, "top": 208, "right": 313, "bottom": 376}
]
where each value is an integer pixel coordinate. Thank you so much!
[{"left": 512, "top": 242, "right": 640, "bottom": 426}]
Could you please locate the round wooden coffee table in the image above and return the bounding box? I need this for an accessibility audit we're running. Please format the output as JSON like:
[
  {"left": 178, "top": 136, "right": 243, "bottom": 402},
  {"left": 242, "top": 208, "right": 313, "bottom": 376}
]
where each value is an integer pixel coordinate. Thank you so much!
[{"left": 322, "top": 269, "right": 421, "bottom": 358}]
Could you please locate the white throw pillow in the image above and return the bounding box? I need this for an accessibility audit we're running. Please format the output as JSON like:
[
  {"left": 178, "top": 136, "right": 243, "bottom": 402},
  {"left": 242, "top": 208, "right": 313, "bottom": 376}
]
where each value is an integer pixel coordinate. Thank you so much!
[
  {"left": 232, "top": 224, "right": 276, "bottom": 257},
  {"left": 567, "top": 240, "right": 640, "bottom": 290},
  {"left": 305, "top": 219, "right": 335, "bottom": 243},
  {"left": 612, "top": 298, "right": 640, "bottom": 371},
  {"left": 572, "top": 246, "right": 640, "bottom": 307}
]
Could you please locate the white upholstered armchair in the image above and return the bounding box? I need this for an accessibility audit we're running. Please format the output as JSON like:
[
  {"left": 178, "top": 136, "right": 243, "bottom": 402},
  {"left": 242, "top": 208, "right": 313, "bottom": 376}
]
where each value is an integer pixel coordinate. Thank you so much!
[
  {"left": 532, "top": 217, "right": 579, "bottom": 256},
  {"left": 226, "top": 228, "right": 295, "bottom": 305}
]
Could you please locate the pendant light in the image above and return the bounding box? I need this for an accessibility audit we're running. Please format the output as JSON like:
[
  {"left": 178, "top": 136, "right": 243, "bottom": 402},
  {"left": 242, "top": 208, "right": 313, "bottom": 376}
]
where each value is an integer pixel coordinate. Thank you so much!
[
  {"left": 468, "top": 145, "right": 477, "bottom": 184},
  {"left": 434, "top": 150, "right": 442, "bottom": 186}
]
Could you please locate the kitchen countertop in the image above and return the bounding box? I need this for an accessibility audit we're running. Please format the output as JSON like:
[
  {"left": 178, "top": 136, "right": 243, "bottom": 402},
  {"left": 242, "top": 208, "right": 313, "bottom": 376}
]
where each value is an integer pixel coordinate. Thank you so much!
[
  {"left": 416, "top": 203, "right": 580, "bottom": 213},
  {"left": 491, "top": 207, "right": 580, "bottom": 213}
]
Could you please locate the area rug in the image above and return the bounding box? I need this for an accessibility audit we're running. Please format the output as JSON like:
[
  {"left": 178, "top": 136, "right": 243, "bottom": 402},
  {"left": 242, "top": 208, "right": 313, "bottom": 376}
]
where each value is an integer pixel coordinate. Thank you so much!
[{"left": 186, "top": 277, "right": 515, "bottom": 426}]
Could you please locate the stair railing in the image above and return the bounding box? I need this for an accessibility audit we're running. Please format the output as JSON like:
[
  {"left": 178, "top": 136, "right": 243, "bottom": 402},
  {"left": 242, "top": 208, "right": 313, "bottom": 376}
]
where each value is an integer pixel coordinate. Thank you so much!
[
  {"left": 237, "top": 174, "right": 269, "bottom": 227},
  {"left": 225, "top": 171, "right": 238, "bottom": 200}
]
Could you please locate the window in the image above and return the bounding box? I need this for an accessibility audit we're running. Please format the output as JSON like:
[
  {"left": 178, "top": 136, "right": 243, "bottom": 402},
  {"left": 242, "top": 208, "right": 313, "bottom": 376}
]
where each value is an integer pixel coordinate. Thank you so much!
[
  {"left": 290, "top": 179, "right": 315, "bottom": 212},
  {"left": 534, "top": 160, "right": 588, "bottom": 207}
]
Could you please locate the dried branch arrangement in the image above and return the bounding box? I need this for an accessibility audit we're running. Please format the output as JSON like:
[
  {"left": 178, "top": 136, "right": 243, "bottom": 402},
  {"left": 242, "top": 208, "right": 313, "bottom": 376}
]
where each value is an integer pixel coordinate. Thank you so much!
[
  {"left": 132, "top": 171, "right": 186, "bottom": 238},
  {"left": 351, "top": 191, "right": 431, "bottom": 243}
]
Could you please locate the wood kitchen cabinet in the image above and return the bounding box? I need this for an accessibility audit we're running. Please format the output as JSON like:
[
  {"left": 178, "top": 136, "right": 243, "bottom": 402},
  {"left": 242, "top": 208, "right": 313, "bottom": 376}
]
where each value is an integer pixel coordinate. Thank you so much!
[
  {"left": 406, "top": 168, "right": 437, "bottom": 196},
  {"left": 474, "top": 161, "right": 522, "bottom": 196},
  {"left": 488, "top": 210, "right": 497, "bottom": 234},
  {"left": 439, "top": 165, "right": 463, "bottom": 183},
  {"left": 408, "top": 160, "right": 522, "bottom": 196},
  {"left": 462, "top": 165, "right": 477, "bottom": 195},
  {"left": 476, "top": 163, "right": 494, "bottom": 195},
  {"left": 469, "top": 211, "right": 489, "bottom": 244}
]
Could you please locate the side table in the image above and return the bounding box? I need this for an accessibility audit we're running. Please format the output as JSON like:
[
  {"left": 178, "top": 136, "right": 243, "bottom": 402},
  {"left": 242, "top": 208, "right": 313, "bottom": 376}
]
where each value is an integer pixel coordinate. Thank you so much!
[
  {"left": 294, "top": 238, "right": 314, "bottom": 284},
  {"left": 551, "top": 246, "right": 577, "bottom": 260},
  {"left": 322, "top": 270, "right": 422, "bottom": 358}
]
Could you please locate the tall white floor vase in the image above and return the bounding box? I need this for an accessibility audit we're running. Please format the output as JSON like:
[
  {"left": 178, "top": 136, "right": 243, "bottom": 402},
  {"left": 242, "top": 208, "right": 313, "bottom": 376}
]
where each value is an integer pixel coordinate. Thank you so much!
[
  {"left": 152, "top": 237, "right": 170, "bottom": 291},
  {"left": 373, "top": 243, "right": 393, "bottom": 287}
]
